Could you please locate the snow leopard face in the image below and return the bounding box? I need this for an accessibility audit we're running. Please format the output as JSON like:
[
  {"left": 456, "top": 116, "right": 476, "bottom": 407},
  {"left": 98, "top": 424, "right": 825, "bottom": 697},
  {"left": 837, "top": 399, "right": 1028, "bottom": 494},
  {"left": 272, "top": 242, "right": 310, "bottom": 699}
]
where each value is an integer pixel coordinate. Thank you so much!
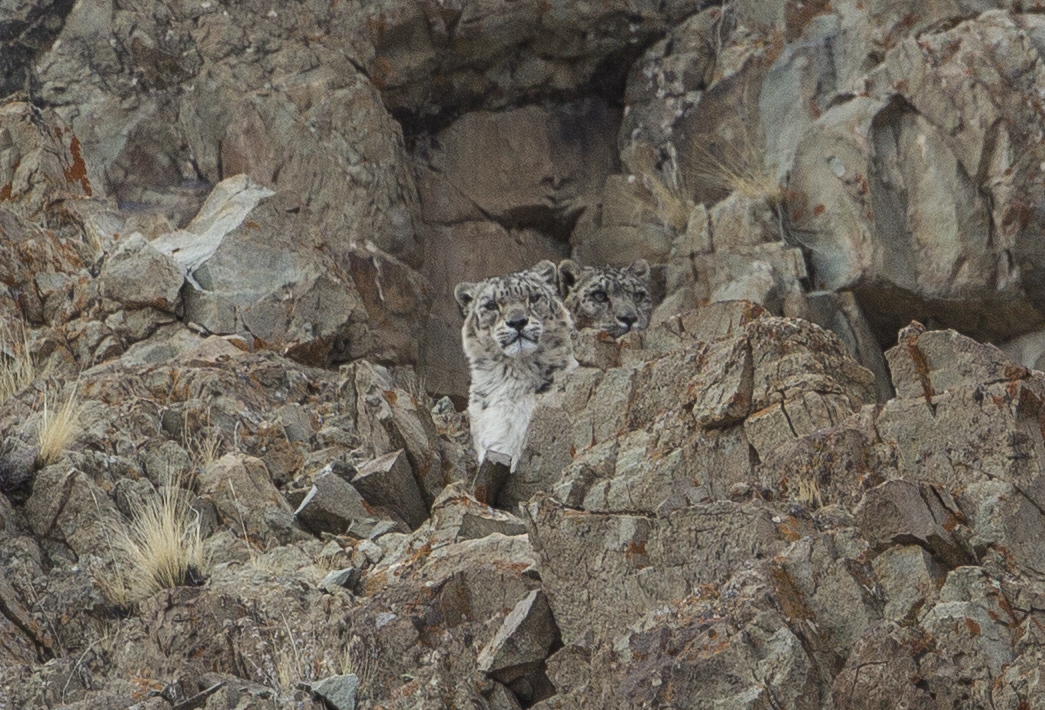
[
  {"left": 559, "top": 259, "right": 653, "bottom": 338},
  {"left": 455, "top": 260, "right": 573, "bottom": 363}
]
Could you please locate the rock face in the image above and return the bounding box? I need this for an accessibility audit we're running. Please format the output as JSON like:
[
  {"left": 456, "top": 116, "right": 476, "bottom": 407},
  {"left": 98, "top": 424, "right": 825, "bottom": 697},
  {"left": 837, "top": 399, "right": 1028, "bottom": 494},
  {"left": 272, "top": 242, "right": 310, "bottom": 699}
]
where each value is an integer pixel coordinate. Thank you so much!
[{"left": 7, "top": 0, "right": 1045, "bottom": 708}]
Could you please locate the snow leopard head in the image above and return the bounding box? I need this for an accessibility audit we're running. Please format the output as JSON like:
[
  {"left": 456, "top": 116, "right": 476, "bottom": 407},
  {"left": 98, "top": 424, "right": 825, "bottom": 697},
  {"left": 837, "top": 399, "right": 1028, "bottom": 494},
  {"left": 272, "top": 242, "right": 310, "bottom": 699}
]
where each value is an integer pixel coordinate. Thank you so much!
[{"left": 558, "top": 259, "right": 653, "bottom": 338}]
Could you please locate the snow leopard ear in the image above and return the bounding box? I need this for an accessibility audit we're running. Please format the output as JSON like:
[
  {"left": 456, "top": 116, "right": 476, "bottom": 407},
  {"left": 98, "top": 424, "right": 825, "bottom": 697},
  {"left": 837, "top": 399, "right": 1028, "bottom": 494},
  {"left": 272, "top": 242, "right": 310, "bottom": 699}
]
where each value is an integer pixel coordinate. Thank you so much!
[
  {"left": 627, "top": 259, "right": 651, "bottom": 282},
  {"left": 454, "top": 282, "right": 478, "bottom": 316},
  {"left": 558, "top": 259, "right": 583, "bottom": 297},
  {"left": 530, "top": 260, "right": 558, "bottom": 289}
]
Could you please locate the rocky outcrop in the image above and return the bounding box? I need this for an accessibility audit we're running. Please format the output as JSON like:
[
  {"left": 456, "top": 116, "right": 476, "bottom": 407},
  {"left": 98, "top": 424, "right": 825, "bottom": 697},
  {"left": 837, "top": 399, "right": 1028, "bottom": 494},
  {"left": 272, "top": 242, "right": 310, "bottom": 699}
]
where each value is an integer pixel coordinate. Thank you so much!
[{"left": 8, "top": 0, "right": 1045, "bottom": 707}]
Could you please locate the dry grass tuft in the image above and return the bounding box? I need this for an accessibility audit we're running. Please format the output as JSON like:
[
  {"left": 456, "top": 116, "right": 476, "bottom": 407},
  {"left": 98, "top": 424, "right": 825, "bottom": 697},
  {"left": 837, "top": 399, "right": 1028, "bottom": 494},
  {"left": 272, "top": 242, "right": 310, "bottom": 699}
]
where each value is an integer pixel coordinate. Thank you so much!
[
  {"left": 694, "top": 137, "right": 782, "bottom": 205},
  {"left": 37, "top": 381, "right": 82, "bottom": 466},
  {"left": 241, "top": 621, "right": 378, "bottom": 699},
  {"left": 790, "top": 474, "right": 824, "bottom": 508},
  {"left": 184, "top": 408, "right": 224, "bottom": 471},
  {"left": 640, "top": 168, "right": 695, "bottom": 235},
  {"left": 0, "top": 320, "right": 38, "bottom": 404},
  {"left": 110, "top": 478, "right": 207, "bottom": 602}
]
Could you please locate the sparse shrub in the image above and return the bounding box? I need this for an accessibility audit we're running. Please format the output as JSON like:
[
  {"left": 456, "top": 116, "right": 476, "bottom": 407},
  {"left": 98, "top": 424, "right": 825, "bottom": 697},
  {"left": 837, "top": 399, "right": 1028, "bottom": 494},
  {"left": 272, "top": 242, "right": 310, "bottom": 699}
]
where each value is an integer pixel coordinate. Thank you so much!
[
  {"left": 640, "top": 167, "right": 695, "bottom": 235},
  {"left": 693, "top": 134, "right": 783, "bottom": 206},
  {"left": 240, "top": 621, "right": 378, "bottom": 700},
  {"left": 184, "top": 407, "right": 224, "bottom": 471},
  {"left": 0, "top": 320, "right": 38, "bottom": 404},
  {"left": 110, "top": 478, "right": 208, "bottom": 602},
  {"left": 37, "top": 381, "right": 82, "bottom": 466}
]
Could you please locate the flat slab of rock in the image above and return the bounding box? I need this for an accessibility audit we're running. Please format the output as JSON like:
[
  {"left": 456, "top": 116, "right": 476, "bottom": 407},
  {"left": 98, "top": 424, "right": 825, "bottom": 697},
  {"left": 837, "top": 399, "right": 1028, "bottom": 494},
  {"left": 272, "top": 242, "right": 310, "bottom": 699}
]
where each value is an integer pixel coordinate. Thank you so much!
[
  {"left": 352, "top": 449, "right": 428, "bottom": 530},
  {"left": 295, "top": 471, "right": 406, "bottom": 539},
  {"left": 478, "top": 590, "right": 560, "bottom": 684}
]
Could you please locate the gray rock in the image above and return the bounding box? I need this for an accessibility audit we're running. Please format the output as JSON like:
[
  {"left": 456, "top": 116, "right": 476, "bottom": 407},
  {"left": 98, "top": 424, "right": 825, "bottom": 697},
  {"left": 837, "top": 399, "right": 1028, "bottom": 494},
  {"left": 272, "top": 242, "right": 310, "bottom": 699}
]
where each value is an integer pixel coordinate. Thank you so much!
[
  {"left": 526, "top": 494, "right": 809, "bottom": 644},
  {"left": 871, "top": 545, "right": 945, "bottom": 624},
  {"left": 310, "top": 674, "right": 358, "bottom": 710},
  {"left": 886, "top": 327, "right": 1027, "bottom": 402},
  {"left": 477, "top": 590, "right": 560, "bottom": 684},
  {"left": 294, "top": 471, "right": 407, "bottom": 539},
  {"left": 352, "top": 449, "right": 428, "bottom": 531},
  {"left": 198, "top": 453, "right": 309, "bottom": 546},
  {"left": 98, "top": 233, "right": 183, "bottom": 312},
  {"left": 831, "top": 622, "right": 934, "bottom": 710},
  {"left": 353, "top": 361, "right": 443, "bottom": 501},
  {"left": 855, "top": 480, "right": 972, "bottom": 568}
]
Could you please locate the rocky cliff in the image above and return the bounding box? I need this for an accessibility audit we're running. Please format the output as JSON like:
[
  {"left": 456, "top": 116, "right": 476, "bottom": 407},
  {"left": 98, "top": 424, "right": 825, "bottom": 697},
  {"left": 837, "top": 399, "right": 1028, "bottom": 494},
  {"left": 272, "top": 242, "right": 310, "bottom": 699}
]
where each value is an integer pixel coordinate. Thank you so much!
[{"left": 4, "top": 0, "right": 1045, "bottom": 708}]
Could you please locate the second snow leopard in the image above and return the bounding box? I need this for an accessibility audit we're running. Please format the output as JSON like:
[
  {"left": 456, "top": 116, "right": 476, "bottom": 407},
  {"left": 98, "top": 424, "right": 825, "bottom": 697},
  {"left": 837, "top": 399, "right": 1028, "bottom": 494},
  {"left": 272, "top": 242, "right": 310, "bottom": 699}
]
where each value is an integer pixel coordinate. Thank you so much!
[
  {"left": 558, "top": 259, "right": 653, "bottom": 337},
  {"left": 454, "top": 260, "right": 577, "bottom": 471}
]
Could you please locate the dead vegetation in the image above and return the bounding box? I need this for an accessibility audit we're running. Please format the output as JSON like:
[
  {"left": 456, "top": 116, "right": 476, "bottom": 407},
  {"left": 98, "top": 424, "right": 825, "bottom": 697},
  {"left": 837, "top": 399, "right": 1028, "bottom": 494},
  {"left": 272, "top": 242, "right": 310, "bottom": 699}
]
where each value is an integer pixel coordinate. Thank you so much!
[
  {"left": 36, "top": 380, "right": 82, "bottom": 466},
  {"left": 0, "top": 320, "right": 39, "bottom": 404},
  {"left": 105, "top": 475, "right": 208, "bottom": 603},
  {"left": 239, "top": 620, "right": 378, "bottom": 700}
]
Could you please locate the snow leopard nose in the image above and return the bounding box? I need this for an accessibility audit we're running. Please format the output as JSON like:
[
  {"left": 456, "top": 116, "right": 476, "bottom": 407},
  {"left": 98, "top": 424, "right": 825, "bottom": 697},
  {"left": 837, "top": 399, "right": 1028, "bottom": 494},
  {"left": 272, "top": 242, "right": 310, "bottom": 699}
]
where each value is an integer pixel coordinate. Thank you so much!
[
  {"left": 507, "top": 317, "right": 529, "bottom": 332},
  {"left": 617, "top": 314, "right": 637, "bottom": 330}
]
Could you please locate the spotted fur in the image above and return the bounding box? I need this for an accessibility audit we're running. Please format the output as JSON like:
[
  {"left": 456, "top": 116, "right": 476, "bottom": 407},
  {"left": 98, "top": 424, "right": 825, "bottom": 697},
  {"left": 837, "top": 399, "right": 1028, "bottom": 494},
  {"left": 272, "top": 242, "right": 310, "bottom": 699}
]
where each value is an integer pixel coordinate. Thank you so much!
[
  {"left": 455, "top": 260, "right": 577, "bottom": 470},
  {"left": 558, "top": 259, "right": 653, "bottom": 337}
]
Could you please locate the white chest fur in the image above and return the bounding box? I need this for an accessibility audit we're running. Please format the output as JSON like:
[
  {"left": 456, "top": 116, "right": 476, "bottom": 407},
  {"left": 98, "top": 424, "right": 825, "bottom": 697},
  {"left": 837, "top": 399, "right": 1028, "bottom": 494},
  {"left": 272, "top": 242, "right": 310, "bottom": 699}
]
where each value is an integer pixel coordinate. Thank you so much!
[{"left": 467, "top": 362, "right": 540, "bottom": 471}]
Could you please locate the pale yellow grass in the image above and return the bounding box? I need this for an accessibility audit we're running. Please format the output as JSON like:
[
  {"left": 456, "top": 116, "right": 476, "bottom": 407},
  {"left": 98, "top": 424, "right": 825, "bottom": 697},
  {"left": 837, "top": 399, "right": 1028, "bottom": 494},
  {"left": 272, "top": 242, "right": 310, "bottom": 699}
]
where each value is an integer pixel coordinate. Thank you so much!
[
  {"left": 641, "top": 170, "right": 695, "bottom": 235},
  {"left": 242, "top": 621, "right": 378, "bottom": 698},
  {"left": 184, "top": 408, "right": 224, "bottom": 471},
  {"left": 0, "top": 320, "right": 37, "bottom": 404},
  {"left": 111, "top": 480, "right": 207, "bottom": 602},
  {"left": 694, "top": 139, "right": 782, "bottom": 205},
  {"left": 37, "top": 381, "right": 82, "bottom": 465}
]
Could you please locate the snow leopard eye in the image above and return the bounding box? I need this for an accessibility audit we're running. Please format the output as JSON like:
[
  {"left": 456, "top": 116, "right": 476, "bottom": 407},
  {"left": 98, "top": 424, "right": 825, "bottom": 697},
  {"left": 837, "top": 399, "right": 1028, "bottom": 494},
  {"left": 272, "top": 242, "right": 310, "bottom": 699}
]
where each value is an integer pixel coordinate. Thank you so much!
[
  {"left": 483, "top": 300, "right": 498, "bottom": 311},
  {"left": 591, "top": 290, "right": 607, "bottom": 303},
  {"left": 634, "top": 290, "right": 649, "bottom": 301},
  {"left": 528, "top": 293, "right": 541, "bottom": 304}
]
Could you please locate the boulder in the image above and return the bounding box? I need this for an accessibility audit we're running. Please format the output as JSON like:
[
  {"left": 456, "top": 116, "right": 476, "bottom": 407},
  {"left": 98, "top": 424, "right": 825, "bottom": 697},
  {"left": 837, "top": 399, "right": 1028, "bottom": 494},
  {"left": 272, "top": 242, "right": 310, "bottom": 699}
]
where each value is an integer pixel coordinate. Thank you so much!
[
  {"left": 294, "top": 471, "right": 407, "bottom": 539},
  {"left": 153, "top": 178, "right": 371, "bottom": 367},
  {"left": 477, "top": 590, "right": 560, "bottom": 684},
  {"left": 854, "top": 480, "right": 972, "bottom": 568},
  {"left": 198, "top": 453, "right": 308, "bottom": 546},
  {"left": 352, "top": 450, "right": 428, "bottom": 531},
  {"left": 526, "top": 494, "right": 808, "bottom": 643},
  {"left": 97, "top": 232, "right": 183, "bottom": 312}
]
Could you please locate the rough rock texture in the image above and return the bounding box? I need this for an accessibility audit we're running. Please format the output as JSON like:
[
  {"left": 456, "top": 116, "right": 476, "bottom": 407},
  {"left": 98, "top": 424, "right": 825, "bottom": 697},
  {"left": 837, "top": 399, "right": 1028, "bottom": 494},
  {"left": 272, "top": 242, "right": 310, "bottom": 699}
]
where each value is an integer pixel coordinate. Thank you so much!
[{"left": 8, "top": 0, "right": 1045, "bottom": 708}]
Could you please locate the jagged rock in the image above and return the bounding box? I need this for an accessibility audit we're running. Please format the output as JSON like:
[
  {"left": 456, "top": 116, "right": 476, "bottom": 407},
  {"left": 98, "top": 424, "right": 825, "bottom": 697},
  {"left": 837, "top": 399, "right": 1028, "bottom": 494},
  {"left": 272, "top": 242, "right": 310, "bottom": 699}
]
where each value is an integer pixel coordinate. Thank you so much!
[
  {"left": 886, "top": 327, "right": 1028, "bottom": 402},
  {"left": 370, "top": 0, "right": 706, "bottom": 118},
  {"left": 477, "top": 590, "right": 560, "bottom": 684},
  {"left": 198, "top": 453, "right": 308, "bottom": 546},
  {"left": 353, "top": 361, "right": 443, "bottom": 501},
  {"left": 152, "top": 179, "right": 371, "bottom": 366},
  {"left": 425, "top": 103, "right": 616, "bottom": 229},
  {"left": 97, "top": 232, "right": 183, "bottom": 312},
  {"left": 875, "top": 363, "right": 1045, "bottom": 510},
  {"left": 918, "top": 567, "right": 1019, "bottom": 705},
  {"left": 23, "top": 466, "right": 121, "bottom": 559},
  {"left": 772, "top": 529, "right": 880, "bottom": 670},
  {"left": 744, "top": 317, "right": 876, "bottom": 457},
  {"left": 319, "top": 568, "right": 360, "bottom": 594},
  {"left": 831, "top": 622, "right": 934, "bottom": 710},
  {"left": 526, "top": 494, "right": 810, "bottom": 644},
  {"left": 0, "top": 102, "right": 94, "bottom": 218},
  {"left": 295, "top": 470, "right": 407, "bottom": 539},
  {"left": 854, "top": 480, "right": 972, "bottom": 568},
  {"left": 871, "top": 545, "right": 945, "bottom": 625},
  {"left": 309, "top": 674, "right": 358, "bottom": 710},
  {"left": 425, "top": 483, "right": 527, "bottom": 545},
  {"left": 352, "top": 450, "right": 428, "bottom": 531}
]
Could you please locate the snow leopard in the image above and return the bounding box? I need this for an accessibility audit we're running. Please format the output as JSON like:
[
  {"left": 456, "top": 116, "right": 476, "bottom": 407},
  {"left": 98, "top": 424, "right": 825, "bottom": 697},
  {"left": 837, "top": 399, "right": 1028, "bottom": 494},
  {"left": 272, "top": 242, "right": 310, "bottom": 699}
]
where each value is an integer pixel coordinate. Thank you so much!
[
  {"left": 558, "top": 258, "right": 653, "bottom": 337},
  {"left": 454, "top": 260, "right": 577, "bottom": 471}
]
